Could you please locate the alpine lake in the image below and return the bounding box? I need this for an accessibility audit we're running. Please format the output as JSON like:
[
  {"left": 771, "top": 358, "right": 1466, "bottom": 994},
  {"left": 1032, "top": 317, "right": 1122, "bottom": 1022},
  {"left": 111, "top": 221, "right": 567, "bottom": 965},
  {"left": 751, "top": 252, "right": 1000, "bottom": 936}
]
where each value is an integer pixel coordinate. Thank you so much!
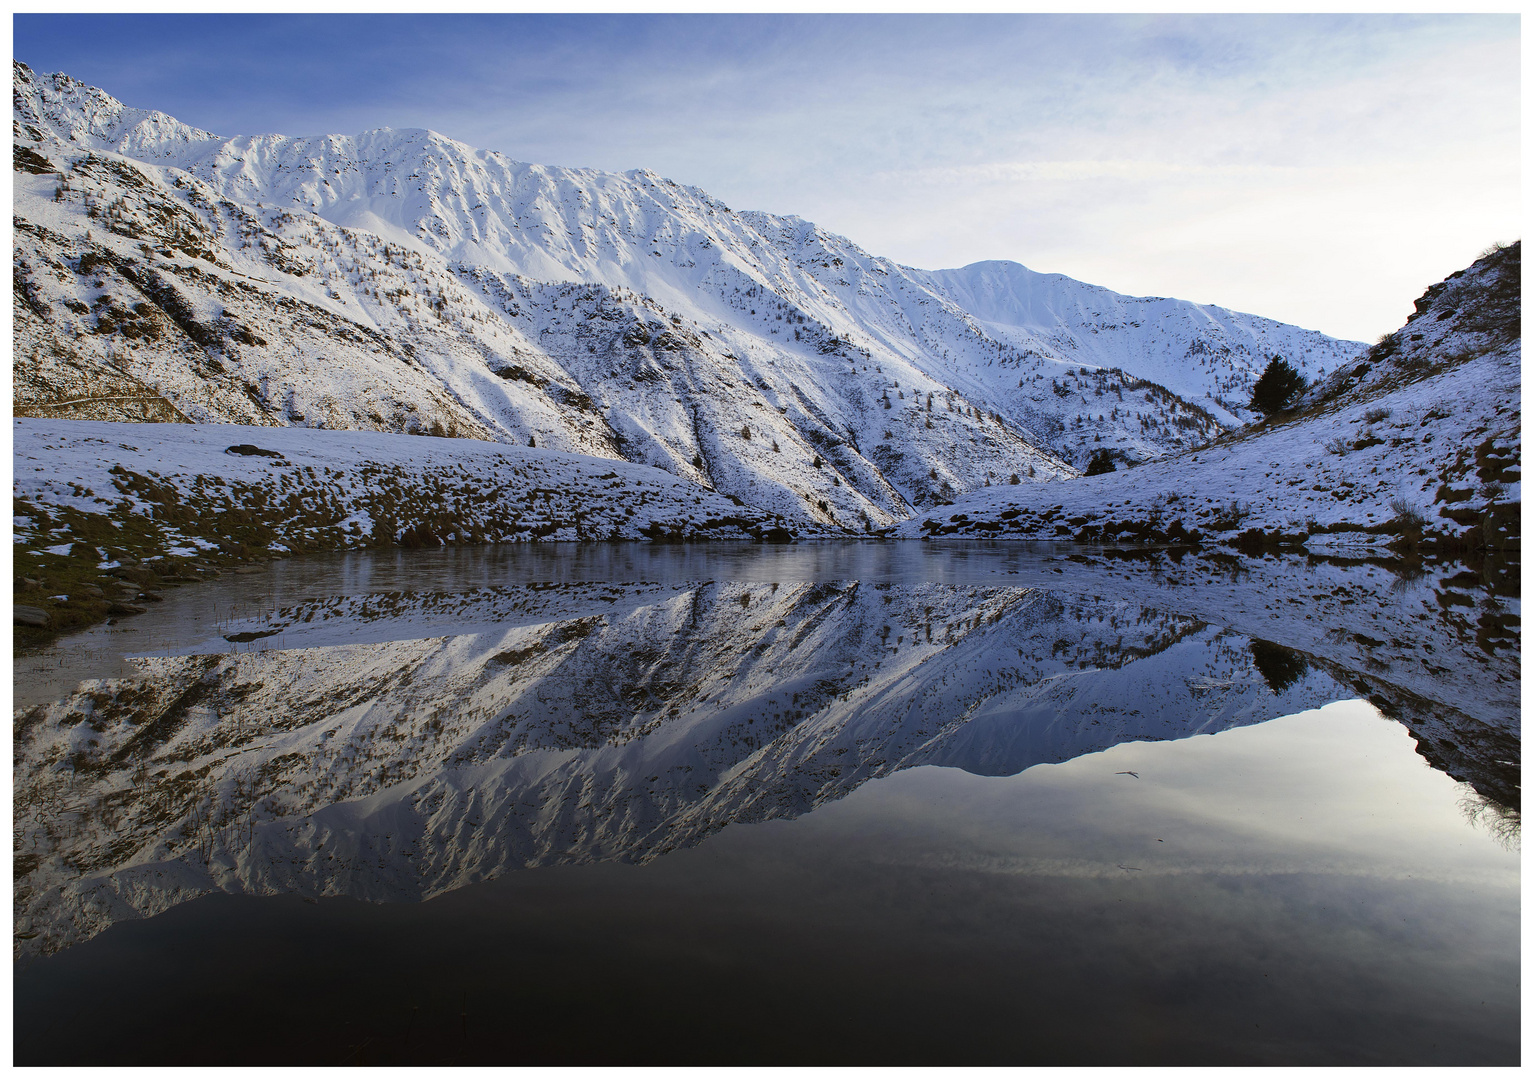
[{"left": 12, "top": 541, "right": 1519, "bottom": 1066}]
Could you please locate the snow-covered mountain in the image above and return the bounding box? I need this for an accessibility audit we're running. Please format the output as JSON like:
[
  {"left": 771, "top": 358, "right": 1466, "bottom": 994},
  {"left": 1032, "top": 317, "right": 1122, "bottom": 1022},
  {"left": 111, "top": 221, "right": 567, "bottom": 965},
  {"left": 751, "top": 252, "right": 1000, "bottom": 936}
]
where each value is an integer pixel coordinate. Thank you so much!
[
  {"left": 920, "top": 259, "right": 1353, "bottom": 445},
  {"left": 13, "top": 550, "right": 1514, "bottom": 960},
  {"left": 13, "top": 62, "right": 1364, "bottom": 528},
  {"left": 899, "top": 243, "right": 1521, "bottom": 549}
]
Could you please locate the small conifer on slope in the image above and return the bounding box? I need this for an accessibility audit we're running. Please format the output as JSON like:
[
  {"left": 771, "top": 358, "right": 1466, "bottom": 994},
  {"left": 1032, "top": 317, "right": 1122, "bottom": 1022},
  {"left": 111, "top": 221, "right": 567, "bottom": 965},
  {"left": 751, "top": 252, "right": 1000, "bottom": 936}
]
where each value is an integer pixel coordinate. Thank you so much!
[{"left": 1249, "top": 356, "right": 1308, "bottom": 418}]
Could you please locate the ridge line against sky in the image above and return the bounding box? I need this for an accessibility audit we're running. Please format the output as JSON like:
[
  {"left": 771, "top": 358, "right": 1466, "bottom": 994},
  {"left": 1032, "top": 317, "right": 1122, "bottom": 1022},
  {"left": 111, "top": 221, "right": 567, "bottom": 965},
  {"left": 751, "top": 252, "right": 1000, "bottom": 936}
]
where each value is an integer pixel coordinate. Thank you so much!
[{"left": 13, "top": 12, "right": 1521, "bottom": 341}]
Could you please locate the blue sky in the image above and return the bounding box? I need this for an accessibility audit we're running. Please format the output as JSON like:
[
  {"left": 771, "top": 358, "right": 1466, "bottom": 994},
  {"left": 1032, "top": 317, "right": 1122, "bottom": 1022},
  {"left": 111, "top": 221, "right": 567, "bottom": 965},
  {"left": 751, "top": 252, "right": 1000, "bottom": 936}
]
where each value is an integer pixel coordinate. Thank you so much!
[{"left": 14, "top": 14, "right": 1520, "bottom": 341}]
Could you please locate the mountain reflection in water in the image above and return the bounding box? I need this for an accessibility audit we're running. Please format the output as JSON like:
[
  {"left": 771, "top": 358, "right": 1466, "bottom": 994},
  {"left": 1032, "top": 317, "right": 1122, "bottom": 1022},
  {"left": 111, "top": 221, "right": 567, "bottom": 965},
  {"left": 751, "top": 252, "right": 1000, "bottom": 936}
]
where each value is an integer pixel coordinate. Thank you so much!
[{"left": 12, "top": 545, "right": 1519, "bottom": 1065}]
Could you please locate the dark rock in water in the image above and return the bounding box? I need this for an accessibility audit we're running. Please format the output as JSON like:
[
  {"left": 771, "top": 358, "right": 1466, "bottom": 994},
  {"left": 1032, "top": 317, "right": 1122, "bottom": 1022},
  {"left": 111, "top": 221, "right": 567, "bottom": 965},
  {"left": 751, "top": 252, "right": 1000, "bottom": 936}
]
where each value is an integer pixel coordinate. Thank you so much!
[
  {"left": 106, "top": 602, "right": 146, "bottom": 616},
  {"left": 224, "top": 444, "right": 285, "bottom": 459},
  {"left": 14, "top": 605, "right": 49, "bottom": 627},
  {"left": 225, "top": 628, "right": 282, "bottom": 643}
]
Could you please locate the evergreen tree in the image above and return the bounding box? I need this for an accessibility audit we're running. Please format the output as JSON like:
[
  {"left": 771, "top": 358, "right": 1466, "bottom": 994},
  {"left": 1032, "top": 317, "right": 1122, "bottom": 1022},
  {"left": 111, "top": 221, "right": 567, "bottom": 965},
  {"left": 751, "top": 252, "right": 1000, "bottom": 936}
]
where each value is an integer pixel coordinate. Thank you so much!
[
  {"left": 1249, "top": 356, "right": 1307, "bottom": 417},
  {"left": 1085, "top": 449, "right": 1117, "bottom": 476}
]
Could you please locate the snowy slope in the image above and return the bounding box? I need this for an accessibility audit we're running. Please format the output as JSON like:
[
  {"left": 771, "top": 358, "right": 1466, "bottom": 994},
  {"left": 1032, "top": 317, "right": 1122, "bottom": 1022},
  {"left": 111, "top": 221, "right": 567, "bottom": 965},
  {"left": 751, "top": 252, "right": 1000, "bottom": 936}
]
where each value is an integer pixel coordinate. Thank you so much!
[
  {"left": 14, "top": 61, "right": 1363, "bottom": 527},
  {"left": 921, "top": 258, "right": 1354, "bottom": 462},
  {"left": 924, "top": 260, "right": 1346, "bottom": 407},
  {"left": 14, "top": 549, "right": 1514, "bottom": 960},
  {"left": 13, "top": 419, "right": 804, "bottom": 556},
  {"left": 898, "top": 244, "right": 1520, "bottom": 549}
]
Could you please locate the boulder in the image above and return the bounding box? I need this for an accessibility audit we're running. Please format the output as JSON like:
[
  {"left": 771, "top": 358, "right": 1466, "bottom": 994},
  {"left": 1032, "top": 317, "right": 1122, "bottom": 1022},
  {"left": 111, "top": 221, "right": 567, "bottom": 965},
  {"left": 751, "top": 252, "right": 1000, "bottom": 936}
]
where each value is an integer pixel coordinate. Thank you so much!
[{"left": 14, "top": 605, "right": 50, "bottom": 627}]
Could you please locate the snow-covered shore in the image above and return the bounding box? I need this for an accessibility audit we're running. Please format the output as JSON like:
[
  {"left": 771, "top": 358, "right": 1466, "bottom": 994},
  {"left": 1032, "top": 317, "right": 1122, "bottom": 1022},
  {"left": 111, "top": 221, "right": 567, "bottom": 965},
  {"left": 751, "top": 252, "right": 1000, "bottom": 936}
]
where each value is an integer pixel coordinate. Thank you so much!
[{"left": 14, "top": 418, "right": 799, "bottom": 551}]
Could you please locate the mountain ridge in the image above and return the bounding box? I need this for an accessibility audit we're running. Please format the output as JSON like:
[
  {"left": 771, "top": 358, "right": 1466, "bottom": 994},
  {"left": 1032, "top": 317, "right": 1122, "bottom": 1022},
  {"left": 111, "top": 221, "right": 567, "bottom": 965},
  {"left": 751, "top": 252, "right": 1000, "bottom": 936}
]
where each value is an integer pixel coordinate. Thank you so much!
[
  {"left": 14, "top": 61, "right": 1366, "bottom": 531},
  {"left": 897, "top": 242, "right": 1520, "bottom": 550}
]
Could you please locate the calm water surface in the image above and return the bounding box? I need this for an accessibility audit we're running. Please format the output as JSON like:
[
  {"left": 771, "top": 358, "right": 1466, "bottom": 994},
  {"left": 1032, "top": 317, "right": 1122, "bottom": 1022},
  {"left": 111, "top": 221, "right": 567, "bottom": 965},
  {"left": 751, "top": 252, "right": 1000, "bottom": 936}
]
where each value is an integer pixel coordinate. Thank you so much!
[{"left": 13, "top": 543, "right": 1519, "bottom": 1065}]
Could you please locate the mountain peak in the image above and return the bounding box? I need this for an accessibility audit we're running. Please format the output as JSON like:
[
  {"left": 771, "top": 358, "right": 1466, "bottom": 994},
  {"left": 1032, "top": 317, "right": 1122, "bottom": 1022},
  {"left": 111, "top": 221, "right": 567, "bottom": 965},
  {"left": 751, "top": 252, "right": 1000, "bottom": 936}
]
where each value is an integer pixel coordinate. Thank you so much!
[
  {"left": 14, "top": 60, "right": 223, "bottom": 158},
  {"left": 14, "top": 64, "right": 1367, "bottom": 529}
]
